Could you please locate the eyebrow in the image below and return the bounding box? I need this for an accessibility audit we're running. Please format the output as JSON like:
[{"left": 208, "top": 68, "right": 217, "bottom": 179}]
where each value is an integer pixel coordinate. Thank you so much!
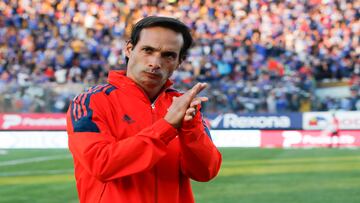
[
  {"left": 141, "top": 45, "right": 156, "bottom": 51},
  {"left": 162, "top": 51, "right": 178, "bottom": 58},
  {"left": 141, "top": 45, "right": 178, "bottom": 57}
]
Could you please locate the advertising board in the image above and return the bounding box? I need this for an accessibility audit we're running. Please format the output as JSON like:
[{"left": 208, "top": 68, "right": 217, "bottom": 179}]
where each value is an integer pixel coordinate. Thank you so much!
[
  {"left": 0, "top": 113, "right": 66, "bottom": 130},
  {"left": 211, "top": 130, "right": 261, "bottom": 147},
  {"left": 0, "top": 131, "right": 68, "bottom": 148},
  {"left": 207, "top": 113, "right": 302, "bottom": 130},
  {"left": 260, "top": 130, "right": 360, "bottom": 148},
  {"left": 303, "top": 111, "right": 360, "bottom": 130}
]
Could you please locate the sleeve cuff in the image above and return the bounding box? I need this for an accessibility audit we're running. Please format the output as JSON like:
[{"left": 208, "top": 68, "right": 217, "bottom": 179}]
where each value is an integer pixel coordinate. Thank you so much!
[
  {"left": 179, "top": 112, "right": 203, "bottom": 143},
  {"left": 152, "top": 118, "right": 178, "bottom": 145}
]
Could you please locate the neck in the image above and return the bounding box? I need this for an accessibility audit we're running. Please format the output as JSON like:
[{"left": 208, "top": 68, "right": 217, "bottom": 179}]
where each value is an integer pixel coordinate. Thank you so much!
[{"left": 140, "top": 85, "right": 163, "bottom": 103}]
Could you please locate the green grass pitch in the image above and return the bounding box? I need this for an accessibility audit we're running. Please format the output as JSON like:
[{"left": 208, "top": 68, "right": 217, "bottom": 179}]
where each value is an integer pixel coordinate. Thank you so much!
[{"left": 0, "top": 148, "right": 360, "bottom": 203}]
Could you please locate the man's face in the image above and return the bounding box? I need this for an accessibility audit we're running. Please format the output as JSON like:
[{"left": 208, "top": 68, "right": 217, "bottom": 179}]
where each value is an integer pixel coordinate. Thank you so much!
[{"left": 125, "top": 26, "right": 184, "bottom": 91}]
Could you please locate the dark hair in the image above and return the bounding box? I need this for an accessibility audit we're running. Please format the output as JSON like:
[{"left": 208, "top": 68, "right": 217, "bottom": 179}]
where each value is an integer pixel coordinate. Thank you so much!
[{"left": 126, "top": 16, "right": 193, "bottom": 64}]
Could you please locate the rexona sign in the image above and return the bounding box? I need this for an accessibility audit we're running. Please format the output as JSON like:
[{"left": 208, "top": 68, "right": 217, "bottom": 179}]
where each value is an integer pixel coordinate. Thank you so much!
[
  {"left": 207, "top": 113, "right": 302, "bottom": 130},
  {"left": 0, "top": 114, "right": 66, "bottom": 130}
]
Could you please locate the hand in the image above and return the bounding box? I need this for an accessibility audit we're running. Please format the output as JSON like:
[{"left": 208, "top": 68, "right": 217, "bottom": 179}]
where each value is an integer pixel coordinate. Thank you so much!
[
  {"left": 183, "top": 97, "right": 208, "bottom": 121},
  {"left": 164, "top": 83, "right": 208, "bottom": 128}
]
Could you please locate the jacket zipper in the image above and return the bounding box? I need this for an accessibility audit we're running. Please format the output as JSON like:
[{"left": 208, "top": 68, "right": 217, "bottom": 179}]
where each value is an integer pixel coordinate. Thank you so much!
[
  {"left": 154, "top": 166, "right": 158, "bottom": 203},
  {"left": 149, "top": 87, "right": 169, "bottom": 203},
  {"left": 97, "top": 183, "right": 107, "bottom": 203},
  {"left": 132, "top": 81, "right": 170, "bottom": 202},
  {"left": 151, "top": 100, "right": 158, "bottom": 203}
]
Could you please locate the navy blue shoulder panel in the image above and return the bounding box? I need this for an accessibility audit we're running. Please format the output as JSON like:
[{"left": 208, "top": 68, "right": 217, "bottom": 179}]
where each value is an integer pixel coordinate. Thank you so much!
[
  {"left": 165, "top": 88, "right": 179, "bottom": 93},
  {"left": 70, "top": 101, "right": 100, "bottom": 133},
  {"left": 70, "top": 84, "right": 117, "bottom": 133},
  {"left": 105, "top": 85, "right": 117, "bottom": 95},
  {"left": 201, "top": 113, "right": 212, "bottom": 140}
]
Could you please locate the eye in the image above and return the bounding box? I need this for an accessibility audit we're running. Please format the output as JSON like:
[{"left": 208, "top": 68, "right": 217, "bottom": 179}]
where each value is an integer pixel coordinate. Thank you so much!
[
  {"left": 163, "top": 52, "right": 177, "bottom": 61},
  {"left": 142, "top": 47, "right": 153, "bottom": 54}
]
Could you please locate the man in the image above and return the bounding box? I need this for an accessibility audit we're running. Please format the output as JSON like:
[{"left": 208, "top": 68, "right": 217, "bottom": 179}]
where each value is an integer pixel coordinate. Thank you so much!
[
  {"left": 66, "top": 16, "right": 222, "bottom": 203},
  {"left": 329, "top": 112, "right": 340, "bottom": 148}
]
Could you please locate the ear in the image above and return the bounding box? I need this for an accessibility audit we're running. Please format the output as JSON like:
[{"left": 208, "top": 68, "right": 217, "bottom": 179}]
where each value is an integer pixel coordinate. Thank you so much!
[{"left": 125, "top": 41, "right": 133, "bottom": 58}]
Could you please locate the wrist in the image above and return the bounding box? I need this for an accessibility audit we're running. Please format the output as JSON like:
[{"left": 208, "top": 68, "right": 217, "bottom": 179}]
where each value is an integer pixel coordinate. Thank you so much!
[{"left": 164, "top": 115, "right": 181, "bottom": 128}]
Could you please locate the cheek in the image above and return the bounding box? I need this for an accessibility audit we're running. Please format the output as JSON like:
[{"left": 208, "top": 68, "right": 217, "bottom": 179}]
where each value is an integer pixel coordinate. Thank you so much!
[
  {"left": 170, "top": 62, "right": 179, "bottom": 72},
  {"left": 165, "top": 65, "right": 177, "bottom": 76},
  {"left": 164, "top": 61, "right": 174, "bottom": 68},
  {"left": 130, "top": 56, "right": 143, "bottom": 68}
]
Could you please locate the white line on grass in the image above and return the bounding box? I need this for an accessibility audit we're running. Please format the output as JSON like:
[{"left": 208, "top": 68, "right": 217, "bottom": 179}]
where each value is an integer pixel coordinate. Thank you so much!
[
  {"left": 0, "top": 169, "right": 74, "bottom": 177},
  {"left": 0, "top": 154, "right": 72, "bottom": 167},
  {"left": 0, "top": 150, "right": 8, "bottom": 155}
]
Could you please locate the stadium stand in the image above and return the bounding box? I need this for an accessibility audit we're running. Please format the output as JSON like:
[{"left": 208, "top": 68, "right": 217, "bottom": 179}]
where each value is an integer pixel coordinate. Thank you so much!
[{"left": 0, "top": 0, "right": 359, "bottom": 113}]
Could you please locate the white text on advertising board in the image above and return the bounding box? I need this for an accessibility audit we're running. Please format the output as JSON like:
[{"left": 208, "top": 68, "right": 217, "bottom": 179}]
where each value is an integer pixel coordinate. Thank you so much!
[
  {"left": 210, "top": 113, "right": 291, "bottom": 129},
  {"left": 282, "top": 131, "right": 356, "bottom": 147},
  {"left": 1, "top": 114, "right": 66, "bottom": 130}
]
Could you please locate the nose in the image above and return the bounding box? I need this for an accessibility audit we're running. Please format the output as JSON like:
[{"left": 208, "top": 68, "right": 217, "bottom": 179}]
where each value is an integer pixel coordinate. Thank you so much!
[{"left": 148, "top": 55, "right": 161, "bottom": 70}]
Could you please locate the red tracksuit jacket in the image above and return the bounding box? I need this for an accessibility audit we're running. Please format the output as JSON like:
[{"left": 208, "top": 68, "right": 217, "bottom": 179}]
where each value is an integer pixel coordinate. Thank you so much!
[{"left": 66, "top": 70, "right": 222, "bottom": 203}]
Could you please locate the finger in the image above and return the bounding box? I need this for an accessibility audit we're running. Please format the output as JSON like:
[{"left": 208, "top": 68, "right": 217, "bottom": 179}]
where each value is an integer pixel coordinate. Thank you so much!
[
  {"left": 185, "top": 83, "right": 201, "bottom": 97},
  {"left": 192, "top": 97, "right": 209, "bottom": 103},
  {"left": 181, "top": 83, "right": 206, "bottom": 105},
  {"left": 188, "top": 83, "right": 208, "bottom": 99},
  {"left": 192, "top": 83, "right": 207, "bottom": 95},
  {"left": 184, "top": 109, "right": 197, "bottom": 121},
  {"left": 185, "top": 107, "right": 196, "bottom": 115},
  {"left": 190, "top": 97, "right": 209, "bottom": 107},
  {"left": 184, "top": 114, "right": 193, "bottom": 121}
]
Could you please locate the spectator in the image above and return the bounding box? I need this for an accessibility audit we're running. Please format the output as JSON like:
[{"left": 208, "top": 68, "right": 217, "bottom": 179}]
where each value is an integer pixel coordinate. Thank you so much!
[{"left": 0, "top": 0, "right": 358, "bottom": 113}]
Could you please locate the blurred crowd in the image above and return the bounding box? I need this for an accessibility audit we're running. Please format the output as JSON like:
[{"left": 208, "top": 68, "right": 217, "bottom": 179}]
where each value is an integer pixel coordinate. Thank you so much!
[{"left": 0, "top": 0, "right": 359, "bottom": 114}]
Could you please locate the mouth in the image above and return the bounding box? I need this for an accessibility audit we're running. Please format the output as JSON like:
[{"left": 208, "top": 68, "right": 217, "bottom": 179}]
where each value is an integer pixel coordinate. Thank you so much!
[{"left": 143, "top": 71, "right": 162, "bottom": 79}]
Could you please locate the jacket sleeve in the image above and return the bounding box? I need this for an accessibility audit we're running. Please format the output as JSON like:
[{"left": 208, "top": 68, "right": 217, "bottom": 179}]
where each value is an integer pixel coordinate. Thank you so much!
[
  {"left": 178, "top": 110, "right": 222, "bottom": 182},
  {"left": 67, "top": 92, "right": 178, "bottom": 182}
]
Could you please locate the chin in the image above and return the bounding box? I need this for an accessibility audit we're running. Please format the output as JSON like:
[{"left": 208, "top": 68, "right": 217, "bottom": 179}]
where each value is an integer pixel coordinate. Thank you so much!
[{"left": 143, "top": 80, "right": 162, "bottom": 88}]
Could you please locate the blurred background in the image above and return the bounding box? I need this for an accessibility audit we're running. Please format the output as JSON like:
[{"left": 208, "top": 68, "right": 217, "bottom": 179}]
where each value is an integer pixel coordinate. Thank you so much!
[{"left": 0, "top": 0, "right": 359, "bottom": 203}]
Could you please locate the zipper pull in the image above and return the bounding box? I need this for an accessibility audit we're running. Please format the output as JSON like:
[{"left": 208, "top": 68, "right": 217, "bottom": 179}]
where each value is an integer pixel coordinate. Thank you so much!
[{"left": 151, "top": 103, "right": 155, "bottom": 109}]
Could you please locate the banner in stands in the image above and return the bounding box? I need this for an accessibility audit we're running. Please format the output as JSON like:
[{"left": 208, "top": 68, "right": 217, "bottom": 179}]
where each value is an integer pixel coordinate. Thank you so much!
[
  {"left": 303, "top": 111, "right": 360, "bottom": 130},
  {"left": 0, "top": 114, "right": 66, "bottom": 130},
  {"left": 260, "top": 130, "right": 360, "bottom": 148},
  {"left": 206, "top": 113, "right": 302, "bottom": 130}
]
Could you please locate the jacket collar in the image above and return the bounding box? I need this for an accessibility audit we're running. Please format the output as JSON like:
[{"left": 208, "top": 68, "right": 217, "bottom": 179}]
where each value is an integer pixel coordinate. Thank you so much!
[{"left": 108, "top": 70, "right": 173, "bottom": 101}]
